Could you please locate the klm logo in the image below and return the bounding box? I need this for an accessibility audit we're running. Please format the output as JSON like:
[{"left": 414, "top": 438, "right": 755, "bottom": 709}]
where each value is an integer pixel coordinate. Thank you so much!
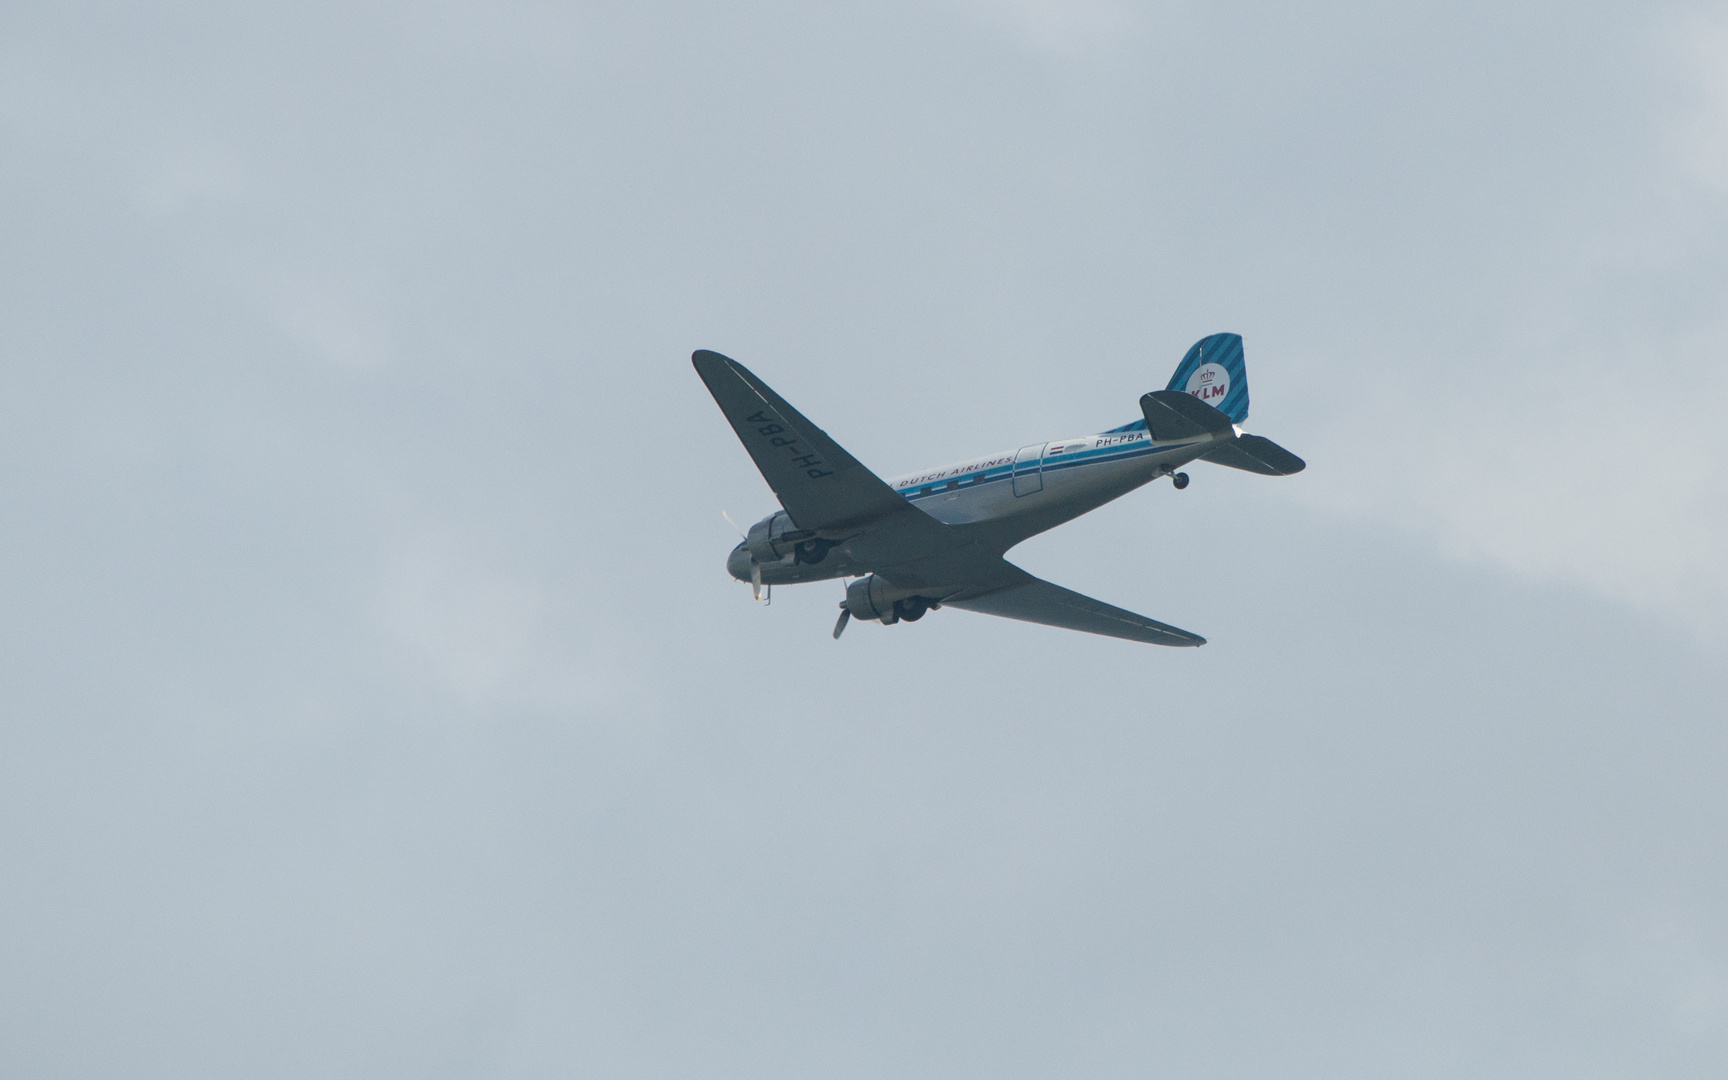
[{"left": 1185, "top": 362, "right": 1231, "bottom": 407}]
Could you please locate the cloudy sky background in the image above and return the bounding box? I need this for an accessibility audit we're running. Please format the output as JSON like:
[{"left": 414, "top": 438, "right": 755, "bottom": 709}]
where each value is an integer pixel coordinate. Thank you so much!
[{"left": 3, "top": 1, "right": 1727, "bottom": 1076}]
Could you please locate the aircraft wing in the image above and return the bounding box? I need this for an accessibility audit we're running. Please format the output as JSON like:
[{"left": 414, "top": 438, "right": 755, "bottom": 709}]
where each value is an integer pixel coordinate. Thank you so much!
[
  {"left": 944, "top": 563, "right": 1206, "bottom": 647},
  {"left": 693, "top": 350, "right": 955, "bottom": 558}
]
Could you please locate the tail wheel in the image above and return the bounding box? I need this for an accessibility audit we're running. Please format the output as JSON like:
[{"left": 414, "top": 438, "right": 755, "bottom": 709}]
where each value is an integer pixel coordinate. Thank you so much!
[{"left": 1172, "top": 472, "right": 1190, "bottom": 490}]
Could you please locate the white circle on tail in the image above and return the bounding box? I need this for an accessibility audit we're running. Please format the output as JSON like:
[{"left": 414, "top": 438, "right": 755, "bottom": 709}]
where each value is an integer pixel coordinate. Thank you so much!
[{"left": 1186, "top": 362, "right": 1230, "bottom": 408}]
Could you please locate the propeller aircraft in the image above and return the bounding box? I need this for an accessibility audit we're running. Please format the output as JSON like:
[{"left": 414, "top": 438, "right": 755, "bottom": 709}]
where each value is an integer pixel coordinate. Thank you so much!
[{"left": 695, "top": 334, "right": 1303, "bottom": 646}]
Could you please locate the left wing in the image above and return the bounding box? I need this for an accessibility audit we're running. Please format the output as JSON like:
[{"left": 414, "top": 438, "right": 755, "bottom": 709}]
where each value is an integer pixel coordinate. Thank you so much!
[
  {"left": 694, "top": 350, "right": 959, "bottom": 567},
  {"left": 693, "top": 349, "right": 907, "bottom": 531},
  {"left": 944, "top": 562, "right": 1205, "bottom": 647}
]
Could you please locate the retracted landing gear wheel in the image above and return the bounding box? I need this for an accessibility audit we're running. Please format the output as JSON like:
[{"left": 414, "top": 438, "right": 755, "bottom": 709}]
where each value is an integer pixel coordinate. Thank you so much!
[
  {"left": 894, "top": 597, "right": 930, "bottom": 622},
  {"left": 795, "top": 538, "right": 832, "bottom": 565},
  {"left": 1172, "top": 472, "right": 1190, "bottom": 490}
]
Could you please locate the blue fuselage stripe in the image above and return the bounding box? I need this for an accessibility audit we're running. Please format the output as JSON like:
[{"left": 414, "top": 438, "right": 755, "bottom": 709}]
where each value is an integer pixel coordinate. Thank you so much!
[{"left": 898, "top": 436, "right": 1200, "bottom": 500}]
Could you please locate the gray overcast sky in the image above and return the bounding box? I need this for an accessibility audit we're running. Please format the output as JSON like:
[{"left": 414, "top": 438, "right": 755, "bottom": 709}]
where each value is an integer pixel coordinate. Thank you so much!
[{"left": 3, "top": 2, "right": 1726, "bottom": 1077}]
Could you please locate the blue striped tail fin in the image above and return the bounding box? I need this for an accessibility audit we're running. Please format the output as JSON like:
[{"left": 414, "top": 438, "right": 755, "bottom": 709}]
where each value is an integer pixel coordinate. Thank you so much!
[{"left": 1166, "top": 333, "right": 1248, "bottom": 424}]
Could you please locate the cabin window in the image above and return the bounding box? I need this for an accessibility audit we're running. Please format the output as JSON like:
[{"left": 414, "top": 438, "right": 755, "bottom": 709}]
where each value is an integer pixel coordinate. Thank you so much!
[
  {"left": 973, "top": 473, "right": 987, "bottom": 484},
  {"left": 921, "top": 486, "right": 933, "bottom": 497},
  {"left": 946, "top": 479, "right": 959, "bottom": 491}
]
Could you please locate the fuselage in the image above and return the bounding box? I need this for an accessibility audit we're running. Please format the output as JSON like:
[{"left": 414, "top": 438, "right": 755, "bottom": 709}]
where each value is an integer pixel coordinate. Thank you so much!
[{"left": 728, "top": 419, "right": 1219, "bottom": 586}]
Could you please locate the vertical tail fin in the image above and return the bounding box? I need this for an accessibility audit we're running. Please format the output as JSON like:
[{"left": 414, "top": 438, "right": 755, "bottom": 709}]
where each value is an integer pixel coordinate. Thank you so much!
[{"left": 1166, "top": 333, "right": 1249, "bottom": 425}]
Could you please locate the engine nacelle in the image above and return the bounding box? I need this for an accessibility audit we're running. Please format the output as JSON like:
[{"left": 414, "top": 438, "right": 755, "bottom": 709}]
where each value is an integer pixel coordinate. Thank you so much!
[
  {"left": 746, "top": 511, "right": 837, "bottom": 567},
  {"left": 745, "top": 511, "right": 806, "bottom": 566},
  {"left": 844, "top": 575, "right": 940, "bottom": 625}
]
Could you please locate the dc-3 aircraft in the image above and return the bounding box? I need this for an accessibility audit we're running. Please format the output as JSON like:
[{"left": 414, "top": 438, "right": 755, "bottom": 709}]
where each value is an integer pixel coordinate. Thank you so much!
[{"left": 696, "top": 333, "right": 1304, "bottom": 646}]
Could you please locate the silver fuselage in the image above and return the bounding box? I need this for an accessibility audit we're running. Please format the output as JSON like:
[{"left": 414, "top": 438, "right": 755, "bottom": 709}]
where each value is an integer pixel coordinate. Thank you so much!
[{"left": 728, "top": 426, "right": 1217, "bottom": 586}]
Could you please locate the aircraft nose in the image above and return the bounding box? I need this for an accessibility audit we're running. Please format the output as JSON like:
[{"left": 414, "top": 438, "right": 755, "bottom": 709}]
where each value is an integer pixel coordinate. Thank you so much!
[{"left": 726, "top": 543, "right": 752, "bottom": 582}]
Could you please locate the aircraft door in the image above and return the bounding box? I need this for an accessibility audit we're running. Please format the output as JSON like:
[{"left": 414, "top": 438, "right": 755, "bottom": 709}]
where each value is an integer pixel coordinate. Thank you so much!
[{"left": 1012, "top": 443, "right": 1046, "bottom": 497}]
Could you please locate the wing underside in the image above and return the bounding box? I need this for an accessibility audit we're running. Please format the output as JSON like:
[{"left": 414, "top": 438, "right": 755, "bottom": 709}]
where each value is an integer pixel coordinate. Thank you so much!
[
  {"left": 692, "top": 349, "right": 957, "bottom": 569},
  {"left": 944, "top": 565, "right": 1205, "bottom": 647},
  {"left": 693, "top": 350, "right": 909, "bottom": 532}
]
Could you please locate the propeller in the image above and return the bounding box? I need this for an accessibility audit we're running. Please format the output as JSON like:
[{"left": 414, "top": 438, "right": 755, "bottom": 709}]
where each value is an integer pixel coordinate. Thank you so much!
[
  {"left": 725, "top": 511, "right": 769, "bottom": 603},
  {"left": 833, "top": 578, "right": 852, "bottom": 639}
]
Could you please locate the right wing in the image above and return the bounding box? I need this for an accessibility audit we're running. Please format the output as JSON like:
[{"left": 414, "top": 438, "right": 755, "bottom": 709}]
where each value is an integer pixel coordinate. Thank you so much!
[{"left": 944, "top": 563, "right": 1205, "bottom": 647}]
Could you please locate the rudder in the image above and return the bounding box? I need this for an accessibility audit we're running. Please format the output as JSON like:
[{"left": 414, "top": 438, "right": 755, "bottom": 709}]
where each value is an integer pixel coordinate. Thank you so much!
[{"left": 1166, "top": 333, "right": 1248, "bottom": 424}]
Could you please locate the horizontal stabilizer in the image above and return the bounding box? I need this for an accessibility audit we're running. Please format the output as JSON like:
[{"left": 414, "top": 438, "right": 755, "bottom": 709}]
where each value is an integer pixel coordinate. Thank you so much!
[
  {"left": 946, "top": 564, "right": 1205, "bottom": 647},
  {"left": 1200, "top": 434, "right": 1306, "bottom": 476},
  {"left": 1139, "top": 389, "right": 1234, "bottom": 443}
]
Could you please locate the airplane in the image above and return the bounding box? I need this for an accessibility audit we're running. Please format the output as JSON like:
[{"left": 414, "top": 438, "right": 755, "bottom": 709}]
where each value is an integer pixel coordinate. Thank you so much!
[{"left": 695, "top": 333, "right": 1304, "bottom": 646}]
